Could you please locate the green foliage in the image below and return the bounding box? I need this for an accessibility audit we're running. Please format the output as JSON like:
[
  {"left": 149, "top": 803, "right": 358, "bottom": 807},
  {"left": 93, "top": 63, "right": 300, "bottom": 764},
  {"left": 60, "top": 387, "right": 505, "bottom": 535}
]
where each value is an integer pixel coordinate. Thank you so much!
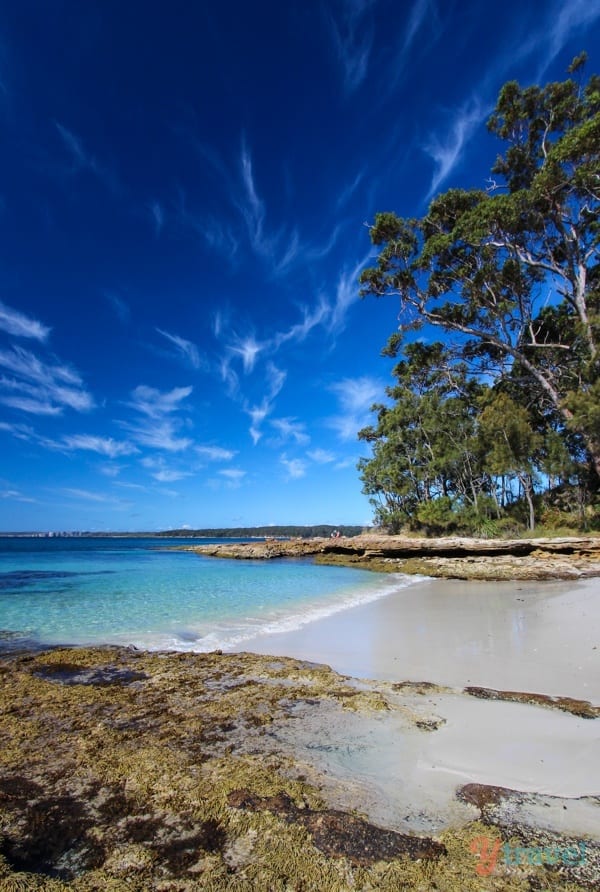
[
  {"left": 359, "top": 58, "right": 600, "bottom": 535},
  {"left": 157, "top": 525, "right": 366, "bottom": 538}
]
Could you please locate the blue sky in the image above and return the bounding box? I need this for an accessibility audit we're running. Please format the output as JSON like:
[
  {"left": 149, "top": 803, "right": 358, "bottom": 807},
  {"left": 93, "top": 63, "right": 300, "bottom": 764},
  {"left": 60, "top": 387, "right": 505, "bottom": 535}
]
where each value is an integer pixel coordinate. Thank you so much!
[{"left": 0, "top": 0, "right": 599, "bottom": 532}]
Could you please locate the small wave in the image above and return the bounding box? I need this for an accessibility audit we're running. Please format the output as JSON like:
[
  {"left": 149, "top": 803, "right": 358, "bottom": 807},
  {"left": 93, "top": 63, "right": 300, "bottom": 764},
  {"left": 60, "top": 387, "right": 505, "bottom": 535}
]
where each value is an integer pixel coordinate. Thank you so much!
[{"left": 126, "top": 573, "right": 427, "bottom": 654}]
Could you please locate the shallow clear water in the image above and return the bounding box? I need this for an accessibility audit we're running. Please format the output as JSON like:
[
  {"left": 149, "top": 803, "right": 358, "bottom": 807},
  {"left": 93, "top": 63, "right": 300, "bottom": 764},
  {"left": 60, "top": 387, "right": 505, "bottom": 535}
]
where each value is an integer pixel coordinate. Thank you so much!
[{"left": 0, "top": 537, "right": 416, "bottom": 652}]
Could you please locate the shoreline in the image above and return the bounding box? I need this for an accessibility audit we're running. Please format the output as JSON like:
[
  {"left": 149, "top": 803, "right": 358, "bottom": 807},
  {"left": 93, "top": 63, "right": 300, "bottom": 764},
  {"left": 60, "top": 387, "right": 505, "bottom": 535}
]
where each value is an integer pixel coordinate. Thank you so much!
[{"left": 231, "top": 575, "right": 600, "bottom": 700}]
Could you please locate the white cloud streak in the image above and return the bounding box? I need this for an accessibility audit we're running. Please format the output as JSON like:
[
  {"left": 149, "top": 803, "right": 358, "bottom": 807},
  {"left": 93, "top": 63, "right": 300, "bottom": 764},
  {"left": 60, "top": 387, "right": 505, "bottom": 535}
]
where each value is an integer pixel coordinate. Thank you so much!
[
  {"left": 121, "top": 385, "right": 193, "bottom": 452},
  {"left": 540, "top": 0, "right": 600, "bottom": 76},
  {"left": 402, "top": 0, "right": 434, "bottom": 57},
  {"left": 424, "top": 98, "right": 485, "bottom": 198},
  {"left": 227, "top": 334, "right": 264, "bottom": 374},
  {"left": 246, "top": 363, "right": 287, "bottom": 443},
  {"left": 219, "top": 468, "right": 246, "bottom": 482},
  {"left": 307, "top": 448, "right": 335, "bottom": 464},
  {"left": 327, "top": 376, "right": 383, "bottom": 440},
  {"left": 421, "top": 0, "right": 600, "bottom": 197},
  {"left": 59, "top": 487, "right": 115, "bottom": 503},
  {"left": 0, "top": 301, "right": 50, "bottom": 341},
  {"left": 1, "top": 487, "right": 37, "bottom": 503},
  {"left": 127, "top": 384, "right": 192, "bottom": 419},
  {"left": 0, "top": 346, "right": 94, "bottom": 415},
  {"left": 149, "top": 200, "right": 164, "bottom": 236},
  {"left": 104, "top": 291, "right": 131, "bottom": 324},
  {"left": 196, "top": 445, "right": 236, "bottom": 461},
  {"left": 280, "top": 455, "right": 307, "bottom": 480},
  {"left": 61, "top": 434, "right": 138, "bottom": 458},
  {"left": 237, "top": 143, "right": 301, "bottom": 273},
  {"left": 141, "top": 456, "right": 192, "bottom": 482},
  {"left": 328, "top": 0, "right": 376, "bottom": 93},
  {"left": 156, "top": 329, "right": 202, "bottom": 370},
  {"left": 55, "top": 121, "right": 118, "bottom": 193},
  {"left": 270, "top": 418, "right": 310, "bottom": 446}
]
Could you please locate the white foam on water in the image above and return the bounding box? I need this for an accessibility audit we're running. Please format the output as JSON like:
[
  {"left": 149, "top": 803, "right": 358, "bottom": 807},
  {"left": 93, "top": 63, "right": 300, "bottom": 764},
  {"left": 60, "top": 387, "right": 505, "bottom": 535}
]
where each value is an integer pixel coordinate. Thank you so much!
[{"left": 122, "top": 573, "right": 426, "bottom": 653}]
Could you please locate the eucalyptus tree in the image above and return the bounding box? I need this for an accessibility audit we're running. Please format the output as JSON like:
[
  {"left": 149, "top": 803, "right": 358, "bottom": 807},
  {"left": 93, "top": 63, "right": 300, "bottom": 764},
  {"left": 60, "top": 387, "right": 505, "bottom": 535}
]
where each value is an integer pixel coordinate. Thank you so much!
[
  {"left": 358, "top": 342, "right": 489, "bottom": 532},
  {"left": 360, "top": 57, "right": 600, "bottom": 480}
]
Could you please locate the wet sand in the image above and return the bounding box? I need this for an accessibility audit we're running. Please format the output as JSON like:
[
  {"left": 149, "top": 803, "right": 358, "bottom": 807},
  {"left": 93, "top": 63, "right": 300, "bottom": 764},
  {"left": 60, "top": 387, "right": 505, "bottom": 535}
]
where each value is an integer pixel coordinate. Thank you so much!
[
  {"left": 234, "top": 575, "right": 600, "bottom": 699},
  {"left": 231, "top": 575, "right": 600, "bottom": 843}
]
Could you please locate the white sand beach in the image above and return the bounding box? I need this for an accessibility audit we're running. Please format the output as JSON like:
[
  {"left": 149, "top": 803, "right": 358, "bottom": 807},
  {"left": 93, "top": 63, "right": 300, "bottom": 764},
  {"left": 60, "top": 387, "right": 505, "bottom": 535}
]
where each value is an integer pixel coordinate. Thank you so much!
[
  {"left": 232, "top": 575, "right": 600, "bottom": 840},
  {"left": 235, "top": 575, "right": 600, "bottom": 699}
]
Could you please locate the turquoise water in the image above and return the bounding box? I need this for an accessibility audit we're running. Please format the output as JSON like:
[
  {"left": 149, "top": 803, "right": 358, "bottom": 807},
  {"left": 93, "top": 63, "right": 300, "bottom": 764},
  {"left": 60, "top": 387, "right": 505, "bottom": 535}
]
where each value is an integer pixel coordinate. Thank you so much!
[{"left": 0, "top": 537, "right": 414, "bottom": 652}]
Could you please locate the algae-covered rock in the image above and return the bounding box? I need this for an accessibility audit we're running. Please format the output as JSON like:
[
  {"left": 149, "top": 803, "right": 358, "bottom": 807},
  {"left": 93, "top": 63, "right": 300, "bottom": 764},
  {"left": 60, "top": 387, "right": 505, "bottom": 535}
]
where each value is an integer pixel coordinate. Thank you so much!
[{"left": 0, "top": 646, "right": 596, "bottom": 890}]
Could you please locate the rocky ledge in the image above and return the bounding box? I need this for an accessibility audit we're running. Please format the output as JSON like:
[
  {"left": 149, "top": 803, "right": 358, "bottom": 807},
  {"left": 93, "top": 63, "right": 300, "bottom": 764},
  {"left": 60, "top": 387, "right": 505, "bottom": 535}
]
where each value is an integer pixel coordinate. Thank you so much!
[{"left": 177, "top": 535, "right": 600, "bottom": 580}]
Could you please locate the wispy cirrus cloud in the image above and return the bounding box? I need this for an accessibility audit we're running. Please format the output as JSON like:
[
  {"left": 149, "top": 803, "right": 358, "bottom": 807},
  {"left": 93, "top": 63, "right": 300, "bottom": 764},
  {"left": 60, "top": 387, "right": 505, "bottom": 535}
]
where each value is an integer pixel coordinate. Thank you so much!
[
  {"left": 0, "top": 487, "right": 37, "bottom": 503},
  {"left": 156, "top": 328, "right": 203, "bottom": 370},
  {"left": 210, "top": 467, "right": 246, "bottom": 490},
  {"left": 219, "top": 468, "right": 246, "bottom": 483},
  {"left": 121, "top": 384, "right": 193, "bottom": 452},
  {"left": 328, "top": 0, "right": 376, "bottom": 93},
  {"left": 270, "top": 417, "right": 310, "bottom": 446},
  {"left": 196, "top": 445, "right": 236, "bottom": 461},
  {"left": 327, "top": 251, "right": 373, "bottom": 333},
  {"left": 237, "top": 143, "right": 301, "bottom": 274},
  {"left": 54, "top": 121, "right": 119, "bottom": 193},
  {"left": 280, "top": 455, "right": 307, "bottom": 480},
  {"left": 271, "top": 299, "right": 330, "bottom": 350},
  {"left": 536, "top": 0, "right": 600, "bottom": 77},
  {"left": 246, "top": 400, "right": 270, "bottom": 446},
  {"left": 0, "top": 392, "right": 62, "bottom": 415},
  {"left": 183, "top": 135, "right": 338, "bottom": 276},
  {"left": 0, "top": 346, "right": 94, "bottom": 415},
  {"left": 0, "top": 421, "right": 35, "bottom": 440},
  {"left": 327, "top": 375, "right": 383, "bottom": 440},
  {"left": 176, "top": 188, "right": 240, "bottom": 261},
  {"left": 59, "top": 487, "right": 116, "bottom": 503},
  {"left": 424, "top": 97, "right": 484, "bottom": 198},
  {"left": 402, "top": 0, "right": 436, "bottom": 57},
  {"left": 0, "top": 300, "right": 50, "bottom": 341},
  {"left": 244, "top": 362, "right": 286, "bottom": 444},
  {"left": 98, "top": 463, "right": 125, "bottom": 478},
  {"left": 422, "top": 0, "right": 600, "bottom": 198},
  {"left": 126, "top": 384, "right": 192, "bottom": 419},
  {"left": 104, "top": 290, "right": 131, "bottom": 324},
  {"left": 307, "top": 448, "right": 335, "bottom": 464},
  {"left": 203, "top": 215, "right": 240, "bottom": 258},
  {"left": 227, "top": 333, "right": 265, "bottom": 374},
  {"left": 61, "top": 434, "right": 138, "bottom": 458},
  {"left": 141, "top": 456, "right": 192, "bottom": 482},
  {"left": 149, "top": 200, "right": 164, "bottom": 236},
  {"left": 336, "top": 170, "right": 365, "bottom": 210}
]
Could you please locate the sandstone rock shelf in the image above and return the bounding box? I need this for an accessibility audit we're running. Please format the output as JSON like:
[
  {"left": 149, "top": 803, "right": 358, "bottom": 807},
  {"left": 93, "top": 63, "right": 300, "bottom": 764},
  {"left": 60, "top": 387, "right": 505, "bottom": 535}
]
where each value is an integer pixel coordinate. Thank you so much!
[{"left": 176, "top": 535, "right": 600, "bottom": 580}]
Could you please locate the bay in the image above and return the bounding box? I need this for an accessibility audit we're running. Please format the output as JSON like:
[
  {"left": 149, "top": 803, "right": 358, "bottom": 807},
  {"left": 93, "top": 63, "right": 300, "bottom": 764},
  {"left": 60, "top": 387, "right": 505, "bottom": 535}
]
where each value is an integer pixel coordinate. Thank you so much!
[{"left": 0, "top": 536, "right": 415, "bottom": 653}]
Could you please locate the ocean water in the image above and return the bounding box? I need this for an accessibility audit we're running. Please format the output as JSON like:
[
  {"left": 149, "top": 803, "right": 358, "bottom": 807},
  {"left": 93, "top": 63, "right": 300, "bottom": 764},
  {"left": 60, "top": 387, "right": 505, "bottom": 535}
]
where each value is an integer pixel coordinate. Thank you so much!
[{"left": 0, "top": 537, "right": 416, "bottom": 653}]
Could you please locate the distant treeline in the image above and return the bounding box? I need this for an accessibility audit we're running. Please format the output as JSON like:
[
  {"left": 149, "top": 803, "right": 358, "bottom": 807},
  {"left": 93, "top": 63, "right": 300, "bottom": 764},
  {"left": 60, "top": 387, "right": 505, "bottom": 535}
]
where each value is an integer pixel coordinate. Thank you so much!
[{"left": 157, "top": 525, "right": 366, "bottom": 538}]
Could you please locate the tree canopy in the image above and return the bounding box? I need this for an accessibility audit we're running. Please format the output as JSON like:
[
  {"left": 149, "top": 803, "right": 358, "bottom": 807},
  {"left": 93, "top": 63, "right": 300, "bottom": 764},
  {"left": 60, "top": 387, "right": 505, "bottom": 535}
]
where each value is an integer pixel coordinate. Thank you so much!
[{"left": 358, "top": 57, "right": 599, "bottom": 534}]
